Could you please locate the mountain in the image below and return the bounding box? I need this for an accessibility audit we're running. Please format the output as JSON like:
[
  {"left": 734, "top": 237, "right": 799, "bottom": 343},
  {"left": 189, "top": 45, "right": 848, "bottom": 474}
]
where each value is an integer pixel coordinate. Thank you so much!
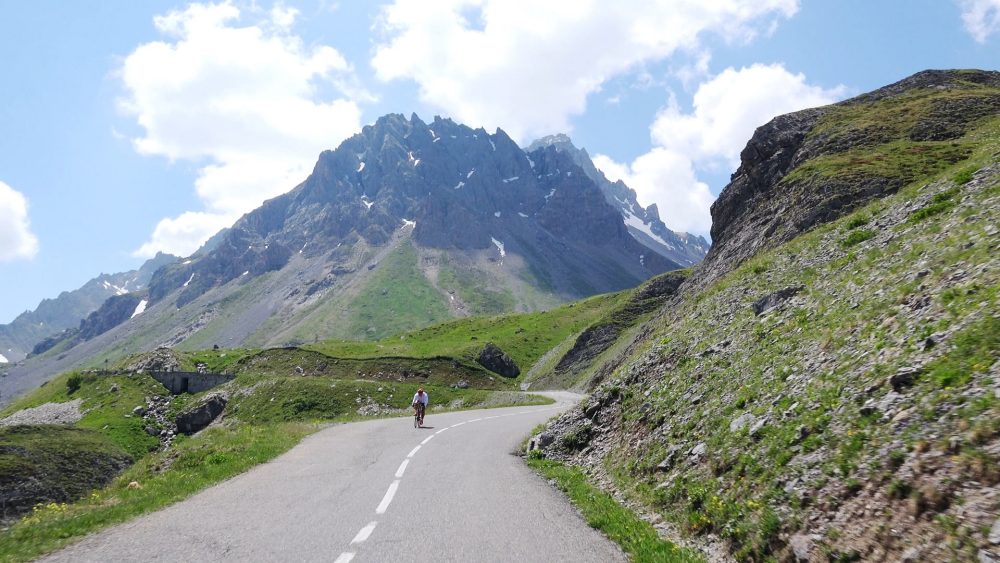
[
  {"left": 0, "top": 253, "right": 176, "bottom": 364},
  {"left": 0, "top": 114, "right": 679, "bottom": 402},
  {"left": 527, "top": 134, "right": 709, "bottom": 266},
  {"left": 527, "top": 69, "right": 1000, "bottom": 560}
]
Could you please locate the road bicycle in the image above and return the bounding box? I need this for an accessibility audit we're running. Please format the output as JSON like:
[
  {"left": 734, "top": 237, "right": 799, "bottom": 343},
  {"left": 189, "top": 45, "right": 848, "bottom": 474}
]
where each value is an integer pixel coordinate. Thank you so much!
[{"left": 413, "top": 403, "right": 425, "bottom": 428}]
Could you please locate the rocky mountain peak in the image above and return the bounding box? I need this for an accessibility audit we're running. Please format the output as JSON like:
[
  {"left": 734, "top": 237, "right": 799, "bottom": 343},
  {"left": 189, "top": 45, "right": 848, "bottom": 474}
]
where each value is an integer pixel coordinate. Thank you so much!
[
  {"left": 527, "top": 134, "right": 709, "bottom": 266},
  {"left": 147, "top": 113, "right": 680, "bottom": 308}
]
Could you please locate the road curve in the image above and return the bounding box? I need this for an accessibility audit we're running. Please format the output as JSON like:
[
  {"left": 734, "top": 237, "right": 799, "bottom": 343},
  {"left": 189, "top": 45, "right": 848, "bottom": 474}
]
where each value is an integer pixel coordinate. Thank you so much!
[{"left": 42, "top": 392, "right": 625, "bottom": 563}]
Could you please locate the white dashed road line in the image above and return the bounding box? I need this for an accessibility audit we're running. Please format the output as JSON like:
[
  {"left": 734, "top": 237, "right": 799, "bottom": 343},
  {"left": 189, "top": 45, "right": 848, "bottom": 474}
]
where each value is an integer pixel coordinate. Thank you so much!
[
  {"left": 376, "top": 480, "right": 400, "bottom": 514},
  {"left": 343, "top": 405, "right": 557, "bottom": 560},
  {"left": 350, "top": 522, "right": 378, "bottom": 544},
  {"left": 395, "top": 459, "right": 409, "bottom": 478}
]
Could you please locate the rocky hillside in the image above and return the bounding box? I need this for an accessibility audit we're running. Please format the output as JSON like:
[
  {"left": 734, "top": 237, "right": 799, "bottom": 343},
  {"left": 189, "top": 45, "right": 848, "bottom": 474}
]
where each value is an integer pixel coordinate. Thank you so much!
[
  {"left": 0, "top": 114, "right": 679, "bottom": 406},
  {"left": 533, "top": 69, "right": 1000, "bottom": 561},
  {"left": 528, "top": 134, "right": 709, "bottom": 267},
  {"left": 0, "top": 253, "right": 175, "bottom": 364}
]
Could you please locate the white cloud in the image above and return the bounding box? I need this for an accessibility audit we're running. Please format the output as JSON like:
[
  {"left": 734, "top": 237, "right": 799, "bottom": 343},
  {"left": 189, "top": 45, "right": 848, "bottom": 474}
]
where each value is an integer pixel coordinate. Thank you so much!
[
  {"left": 372, "top": 0, "right": 799, "bottom": 142},
  {"left": 121, "top": 1, "right": 365, "bottom": 257},
  {"left": 595, "top": 64, "right": 845, "bottom": 235},
  {"left": 959, "top": 0, "right": 1000, "bottom": 42},
  {"left": 0, "top": 181, "right": 40, "bottom": 262}
]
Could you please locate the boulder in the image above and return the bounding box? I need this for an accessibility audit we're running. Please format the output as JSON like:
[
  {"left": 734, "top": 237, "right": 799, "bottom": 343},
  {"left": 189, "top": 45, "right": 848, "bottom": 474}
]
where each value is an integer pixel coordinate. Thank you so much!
[
  {"left": 789, "top": 534, "right": 813, "bottom": 562},
  {"left": 730, "top": 413, "right": 756, "bottom": 432},
  {"left": 175, "top": 395, "right": 227, "bottom": 435},
  {"left": 890, "top": 366, "right": 921, "bottom": 392},
  {"left": 476, "top": 343, "right": 520, "bottom": 378},
  {"left": 751, "top": 286, "right": 804, "bottom": 316}
]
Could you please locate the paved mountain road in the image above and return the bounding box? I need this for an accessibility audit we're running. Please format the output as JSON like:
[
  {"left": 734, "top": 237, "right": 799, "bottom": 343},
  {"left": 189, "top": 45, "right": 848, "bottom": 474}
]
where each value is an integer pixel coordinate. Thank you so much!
[{"left": 43, "top": 392, "right": 625, "bottom": 563}]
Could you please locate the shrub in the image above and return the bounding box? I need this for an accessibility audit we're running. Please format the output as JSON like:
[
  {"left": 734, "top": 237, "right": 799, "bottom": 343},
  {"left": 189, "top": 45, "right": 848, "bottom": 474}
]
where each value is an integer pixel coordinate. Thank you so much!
[
  {"left": 844, "top": 215, "right": 869, "bottom": 230},
  {"left": 841, "top": 229, "right": 875, "bottom": 248},
  {"left": 952, "top": 167, "right": 976, "bottom": 185},
  {"left": 66, "top": 374, "right": 83, "bottom": 395}
]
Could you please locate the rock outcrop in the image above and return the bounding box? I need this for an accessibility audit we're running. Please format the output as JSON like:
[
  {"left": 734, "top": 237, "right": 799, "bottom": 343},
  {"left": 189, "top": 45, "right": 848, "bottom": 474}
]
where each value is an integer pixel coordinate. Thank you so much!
[
  {"left": 476, "top": 343, "right": 520, "bottom": 378},
  {"left": 175, "top": 394, "right": 227, "bottom": 435}
]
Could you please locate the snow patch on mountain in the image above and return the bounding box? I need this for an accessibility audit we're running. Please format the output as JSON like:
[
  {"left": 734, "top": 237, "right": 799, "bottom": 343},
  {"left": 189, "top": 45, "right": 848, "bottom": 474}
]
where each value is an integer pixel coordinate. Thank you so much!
[
  {"left": 101, "top": 281, "right": 129, "bottom": 296},
  {"left": 623, "top": 210, "right": 674, "bottom": 250},
  {"left": 491, "top": 237, "right": 506, "bottom": 259},
  {"left": 130, "top": 299, "right": 148, "bottom": 319}
]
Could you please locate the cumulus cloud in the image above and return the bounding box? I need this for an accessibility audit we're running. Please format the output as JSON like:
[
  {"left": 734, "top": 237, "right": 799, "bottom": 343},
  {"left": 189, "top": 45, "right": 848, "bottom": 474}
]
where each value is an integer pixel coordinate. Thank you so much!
[
  {"left": 595, "top": 64, "right": 846, "bottom": 235},
  {"left": 372, "top": 0, "right": 799, "bottom": 142},
  {"left": 121, "top": 1, "right": 364, "bottom": 257},
  {"left": 959, "top": 0, "right": 1000, "bottom": 42},
  {"left": 0, "top": 181, "right": 40, "bottom": 262}
]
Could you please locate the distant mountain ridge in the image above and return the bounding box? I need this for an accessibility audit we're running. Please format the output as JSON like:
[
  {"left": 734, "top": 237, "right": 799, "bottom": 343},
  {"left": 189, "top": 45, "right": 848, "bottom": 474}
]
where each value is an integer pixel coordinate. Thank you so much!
[
  {"left": 526, "top": 134, "right": 709, "bottom": 266},
  {"left": 0, "top": 253, "right": 176, "bottom": 364}
]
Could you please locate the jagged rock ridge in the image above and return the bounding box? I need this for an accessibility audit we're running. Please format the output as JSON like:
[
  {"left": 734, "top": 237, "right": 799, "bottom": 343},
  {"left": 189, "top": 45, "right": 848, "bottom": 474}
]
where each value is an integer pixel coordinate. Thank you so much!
[{"left": 527, "top": 134, "right": 709, "bottom": 266}]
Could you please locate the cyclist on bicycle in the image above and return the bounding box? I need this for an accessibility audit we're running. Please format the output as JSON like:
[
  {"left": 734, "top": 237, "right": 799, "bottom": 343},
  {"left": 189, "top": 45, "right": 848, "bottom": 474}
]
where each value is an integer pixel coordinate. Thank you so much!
[{"left": 412, "top": 388, "right": 429, "bottom": 424}]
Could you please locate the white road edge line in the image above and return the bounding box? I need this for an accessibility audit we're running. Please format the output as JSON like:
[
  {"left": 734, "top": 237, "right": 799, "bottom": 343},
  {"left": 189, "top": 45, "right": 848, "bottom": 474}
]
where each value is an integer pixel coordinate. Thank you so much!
[
  {"left": 469, "top": 418, "right": 482, "bottom": 422},
  {"left": 436, "top": 428, "right": 448, "bottom": 435},
  {"left": 334, "top": 553, "right": 355, "bottom": 563},
  {"left": 376, "top": 480, "right": 400, "bottom": 514},
  {"left": 421, "top": 435, "right": 435, "bottom": 445},
  {"left": 351, "top": 522, "right": 378, "bottom": 544},
  {"left": 395, "top": 459, "right": 409, "bottom": 478},
  {"left": 408, "top": 445, "right": 421, "bottom": 457},
  {"left": 450, "top": 422, "right": 466, "bottom": 428}
]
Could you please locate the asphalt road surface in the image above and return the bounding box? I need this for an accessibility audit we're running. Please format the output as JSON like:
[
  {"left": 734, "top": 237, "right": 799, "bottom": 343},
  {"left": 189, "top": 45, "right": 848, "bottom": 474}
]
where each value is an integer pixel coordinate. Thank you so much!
[{"left": 42, "top": 392, "right": 626, "bottom": 563}]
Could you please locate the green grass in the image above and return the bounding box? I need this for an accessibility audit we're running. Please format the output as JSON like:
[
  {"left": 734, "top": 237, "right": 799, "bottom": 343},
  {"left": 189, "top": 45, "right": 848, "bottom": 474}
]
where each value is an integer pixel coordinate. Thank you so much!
[
  {"left": 0, "top": 425, "right": 132, "bottom": 517},
  {"left": 926, "top": 314, "right": 999, "bottom": 389},
  {"left": 226, "top": 376, "right": 550, "bottom": 424},
  {"left": 437, "top": 256, "right": 516, "bottom": 315},
  {"left": 343, "top": 241, "right": 452, "bottom": 340},
  {"left": 909, "top": 187, "right": 961, "bottom": 223},
  {"left": 841, "top": 229, "right": 876, "bottom": 248},
  {"left": 0, "top": 423, "right": 313, "bottom": 563},
  {"left": 306, "top": 290, "right": 625, "bottom": 377},
  {"left": 527, "top": 458, "right": 703, "bottom": 562}
]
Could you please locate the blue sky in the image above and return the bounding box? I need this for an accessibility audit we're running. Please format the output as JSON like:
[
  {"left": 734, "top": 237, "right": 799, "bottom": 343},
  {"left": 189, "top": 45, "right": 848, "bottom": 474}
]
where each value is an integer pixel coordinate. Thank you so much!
[{"left": 0, "top": 0, "right": 997, "bottom": 323}]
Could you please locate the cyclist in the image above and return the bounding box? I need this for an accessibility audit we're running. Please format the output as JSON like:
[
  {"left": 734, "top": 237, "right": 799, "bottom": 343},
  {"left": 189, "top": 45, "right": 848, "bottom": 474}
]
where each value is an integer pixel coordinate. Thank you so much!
[{"left": 412, "top": 387, "right": 429, "bottom": 425}]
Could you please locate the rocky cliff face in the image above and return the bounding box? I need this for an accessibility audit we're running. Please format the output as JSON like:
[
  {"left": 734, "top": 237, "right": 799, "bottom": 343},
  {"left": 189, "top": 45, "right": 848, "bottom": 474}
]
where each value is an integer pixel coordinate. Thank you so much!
[
  {"left": 527, "top": 134, "right": 710, "bottom": 267},
  {"left": 703, "top": 69, "right": 1000, "bottom": 284},
  {"left": 533, "top": 69, "right": 1000, "bottom": 561}
]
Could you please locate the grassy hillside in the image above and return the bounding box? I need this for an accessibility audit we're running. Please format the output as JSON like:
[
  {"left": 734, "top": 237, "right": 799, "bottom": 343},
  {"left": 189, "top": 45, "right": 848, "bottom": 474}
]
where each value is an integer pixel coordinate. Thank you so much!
[
  {"left": 305, "top": 289, "right": 627, "bottom": 377},
  {"left": 534, "top": 77, "right": 1000, "bottom": 561}
]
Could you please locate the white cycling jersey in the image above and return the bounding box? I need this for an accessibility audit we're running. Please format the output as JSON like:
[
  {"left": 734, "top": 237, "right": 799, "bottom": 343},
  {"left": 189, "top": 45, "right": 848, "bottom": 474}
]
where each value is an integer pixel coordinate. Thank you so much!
[{"left": 412, "top": 391, "right": 429, "bottom": 406}]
